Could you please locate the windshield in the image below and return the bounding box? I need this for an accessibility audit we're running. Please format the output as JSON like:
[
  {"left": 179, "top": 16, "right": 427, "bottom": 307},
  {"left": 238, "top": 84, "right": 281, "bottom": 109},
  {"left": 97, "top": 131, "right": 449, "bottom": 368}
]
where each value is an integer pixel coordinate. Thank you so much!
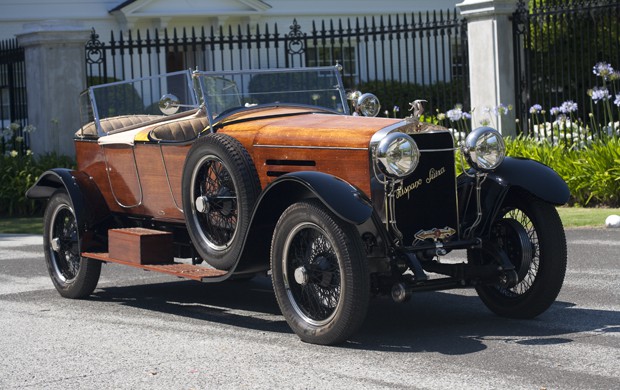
[
  {"left": 195, "top": 67, "right": 348, "bottom": 120},
  {"left": 80, "top": 66, "right": 348, "bottom": 136}
]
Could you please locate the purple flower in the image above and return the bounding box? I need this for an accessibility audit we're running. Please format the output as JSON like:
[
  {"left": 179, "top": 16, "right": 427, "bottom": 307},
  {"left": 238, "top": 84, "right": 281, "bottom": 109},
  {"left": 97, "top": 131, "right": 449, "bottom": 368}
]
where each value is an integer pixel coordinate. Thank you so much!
[
  {"left": 591, "top": 87, "right": 610, "bottom": 103},
  {"left": 529, "top": 104, "right": 542, "bottom": 114},
  {"left": 559, "top": 100, "right": 578, "bottom": 114},
  {"left": 393, "top": 105, "right": 400, "bottom": 112},
  {"left": 447, "top": 107, "right": 463, "bottom": 121},
  {"left": 615, "top": 93, "right": 620, "bottom": 107},
  {"left": 550, "top": 107, "right": 560, "bottom": 116},
  {"left": 494, "top": 103, "right": 509, "bottom": 116},
  {"left": 593, "top": 62, "right": 614, "bottom": 80},
  {"left": 462, "top": 112, "right": 472, "bottom": 120}
]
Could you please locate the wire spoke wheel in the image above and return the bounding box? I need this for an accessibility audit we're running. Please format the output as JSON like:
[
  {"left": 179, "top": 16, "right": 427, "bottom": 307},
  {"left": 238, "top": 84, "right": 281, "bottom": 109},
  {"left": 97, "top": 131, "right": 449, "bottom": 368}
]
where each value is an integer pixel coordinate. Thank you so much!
[
  {"left": 43, "top": 191, "right": 101, "bottom": 298},
  {"left": 192, "top": 155, "right": 238, "bottom": 249},
  {"left": 49, "top": 204, "right": 81, "bottom": 282},
  {"left": 284, "top": 223, "right": 342, "bottom": 325},
  {"left": 472, "top": 192, "right": 567, "bottom": 318},
  {"left": 271, "top": 200, "right": 369, "bottom": 345}
]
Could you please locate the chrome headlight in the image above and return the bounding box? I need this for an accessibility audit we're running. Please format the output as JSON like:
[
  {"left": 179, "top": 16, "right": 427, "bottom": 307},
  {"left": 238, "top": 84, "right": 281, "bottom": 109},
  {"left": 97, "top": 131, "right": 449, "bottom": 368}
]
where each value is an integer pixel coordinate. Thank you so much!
[
  {"left": 375, "top": 132, "right": 420, "bottom": 178},
  {"left": 462, "top": 127, "right": 505, "bottom": 171},
  {"left": 357, "top": 93, "right": 381, "bottom": 117}
]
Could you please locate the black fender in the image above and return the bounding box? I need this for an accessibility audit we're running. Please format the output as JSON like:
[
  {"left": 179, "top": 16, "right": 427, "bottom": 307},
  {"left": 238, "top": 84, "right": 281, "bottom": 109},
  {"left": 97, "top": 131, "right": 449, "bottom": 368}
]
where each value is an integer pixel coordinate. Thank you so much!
[
  {"left": 487, "top": 157, "right": 570, "bottom": 205},
  {"left": 26, "top": 169, "right": 110, "bottom": 250},
  {"left": 232, "top": 171, "right": 373, "bottom": 274},
  {"left": 458, "top": 157, "right": 569, "bottom": 237}
]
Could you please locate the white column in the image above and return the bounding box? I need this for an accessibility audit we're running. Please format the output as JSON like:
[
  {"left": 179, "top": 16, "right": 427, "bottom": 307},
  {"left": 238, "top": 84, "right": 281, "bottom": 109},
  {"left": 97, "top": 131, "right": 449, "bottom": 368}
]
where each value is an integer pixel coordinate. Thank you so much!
[
  {"left": 17, "top": 21, "right": 90, "bottom": 157},
  {"left": 457, "top": 0, "right": 518, "bottom": 136}
]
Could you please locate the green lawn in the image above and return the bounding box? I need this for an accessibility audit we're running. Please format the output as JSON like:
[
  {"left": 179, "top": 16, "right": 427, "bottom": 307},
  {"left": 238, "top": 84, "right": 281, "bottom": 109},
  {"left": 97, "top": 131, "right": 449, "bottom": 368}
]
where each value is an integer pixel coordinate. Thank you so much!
[{"left": 2, "top": 207, "right": 618, "bottom": 235}]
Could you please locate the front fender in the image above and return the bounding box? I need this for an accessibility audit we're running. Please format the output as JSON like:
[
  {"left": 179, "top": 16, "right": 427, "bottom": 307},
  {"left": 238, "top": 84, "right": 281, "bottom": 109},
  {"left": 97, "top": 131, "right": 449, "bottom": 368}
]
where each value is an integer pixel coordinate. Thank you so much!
[
  {"left": 487, "top": 157, "right": 570, "bottom": 205},
  {"left": 264, "top": 171, "right": 373, "bottom": 225},
  {"left": 458, "top": 157, "right": 569, "bottom": 237},
  {"left": 26, "top": 169, "right": 109, "bottom": 247},
  {"left": 233, "top": 171, "right": 373, "bottom": 274}
]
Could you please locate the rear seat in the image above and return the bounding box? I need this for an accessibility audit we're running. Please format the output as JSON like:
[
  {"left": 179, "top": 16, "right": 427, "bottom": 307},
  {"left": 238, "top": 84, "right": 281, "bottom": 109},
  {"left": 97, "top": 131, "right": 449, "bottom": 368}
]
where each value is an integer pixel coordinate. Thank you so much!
[{"left": 76, "top": 115, "right": 164, "bottom": 138}]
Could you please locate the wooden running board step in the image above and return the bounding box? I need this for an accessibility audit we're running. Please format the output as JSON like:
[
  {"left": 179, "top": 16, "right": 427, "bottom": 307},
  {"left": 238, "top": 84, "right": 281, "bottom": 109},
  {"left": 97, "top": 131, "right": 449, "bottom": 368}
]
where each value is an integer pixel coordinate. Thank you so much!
[{"left": 82, "top": 252, "right": 228, "bottom": 281}]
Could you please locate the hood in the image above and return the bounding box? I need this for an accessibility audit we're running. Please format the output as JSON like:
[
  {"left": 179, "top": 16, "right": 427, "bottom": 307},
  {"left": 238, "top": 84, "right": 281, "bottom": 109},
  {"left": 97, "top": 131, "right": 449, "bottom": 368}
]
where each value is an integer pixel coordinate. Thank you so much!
[{"left": 220, "top": 106, "right": 402, "bottom": 149}]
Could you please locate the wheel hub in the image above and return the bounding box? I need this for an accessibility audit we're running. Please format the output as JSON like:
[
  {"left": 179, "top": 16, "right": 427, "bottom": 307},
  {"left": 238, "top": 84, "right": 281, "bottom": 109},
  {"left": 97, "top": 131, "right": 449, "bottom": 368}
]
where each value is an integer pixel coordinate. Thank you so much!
[
  {"left": 494, "top": 218, "right": 533, "bottom": 282},
  {"left": 195, "top": 196, "right": 210, "bottom": 213},
  {"left": 294, "top": 266, "right": 309, "bottom": 285}
]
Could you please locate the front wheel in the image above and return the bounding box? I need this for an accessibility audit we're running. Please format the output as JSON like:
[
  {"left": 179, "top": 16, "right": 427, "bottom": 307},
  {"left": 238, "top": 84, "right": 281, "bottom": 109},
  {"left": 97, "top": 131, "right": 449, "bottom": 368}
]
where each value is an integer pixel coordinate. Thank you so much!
[
  {"left": 471, "top": 192, "right": 567, "bottom": 318},
  {"left": 43, "top": 191, "right": 101, "bottom": 298},
  {"left": 271, "top": 200, "right": 369, "bottom": 345}
]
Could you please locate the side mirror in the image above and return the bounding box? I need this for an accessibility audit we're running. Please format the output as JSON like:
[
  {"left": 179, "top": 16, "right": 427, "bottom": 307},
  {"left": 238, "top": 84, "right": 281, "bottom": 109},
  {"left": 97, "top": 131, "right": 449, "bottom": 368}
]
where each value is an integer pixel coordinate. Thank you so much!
[{"left": 159, "top": 94, "right": 181, "bottom": 115}]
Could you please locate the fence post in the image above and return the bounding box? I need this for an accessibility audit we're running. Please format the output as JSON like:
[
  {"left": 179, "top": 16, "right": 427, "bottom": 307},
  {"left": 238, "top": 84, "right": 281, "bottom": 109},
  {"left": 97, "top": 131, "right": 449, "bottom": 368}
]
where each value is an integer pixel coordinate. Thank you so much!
[
  {"left": 16, "top": 21, "right": 91, "bottom": 157},
  {"left": 457, "top": 0, "right": 518, "bottom": 136}
]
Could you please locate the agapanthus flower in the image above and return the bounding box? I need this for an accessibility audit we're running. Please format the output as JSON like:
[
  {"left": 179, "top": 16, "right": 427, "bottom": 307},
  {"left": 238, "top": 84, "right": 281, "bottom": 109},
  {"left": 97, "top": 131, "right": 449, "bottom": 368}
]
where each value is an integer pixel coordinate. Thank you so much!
[
  {"left": 593, "top": 62, "right": 614, "bottom": 80},
  {"left": 447, "top": 107, "right": 463, "bottom": 121},
  {"left": 493, "top": 103, "right": 510, "bottom": 116},
  {"left": 529, "top": 104, "right": 542, "bottom": 114},
  {"left": 462, "top": 112, "right": 472, "bottom": 120},
  {"left": 591, "top": 86, "right": 610, "bottom": 103},
  {"left": 393, "top": 105, "right": 400, "bottom": 112},
  {"left": 550, "top": 107, "right": 560, "bottom": 116},
  {"left": 559, "top": 100, "right": 578, "bottom": 113},
  {"left": 615, "top": 93, "right": 620, "bottom": 108}
]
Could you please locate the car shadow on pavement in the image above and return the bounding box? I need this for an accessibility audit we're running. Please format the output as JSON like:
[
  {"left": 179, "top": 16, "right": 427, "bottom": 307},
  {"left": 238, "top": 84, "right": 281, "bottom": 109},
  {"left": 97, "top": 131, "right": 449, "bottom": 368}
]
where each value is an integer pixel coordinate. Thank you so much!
[
  {"left": 91, "top": 275, "right": 293, "bottom": 335},
  {"left": 89, "top": 277, "right": 619, "bottom": 354}
]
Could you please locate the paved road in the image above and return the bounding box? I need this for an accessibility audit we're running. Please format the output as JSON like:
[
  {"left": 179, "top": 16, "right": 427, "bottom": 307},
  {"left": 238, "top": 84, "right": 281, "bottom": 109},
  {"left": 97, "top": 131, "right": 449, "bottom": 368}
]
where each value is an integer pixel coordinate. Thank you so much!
[{"left": 0, "top": 229, "right": 618, "bottom": 389}]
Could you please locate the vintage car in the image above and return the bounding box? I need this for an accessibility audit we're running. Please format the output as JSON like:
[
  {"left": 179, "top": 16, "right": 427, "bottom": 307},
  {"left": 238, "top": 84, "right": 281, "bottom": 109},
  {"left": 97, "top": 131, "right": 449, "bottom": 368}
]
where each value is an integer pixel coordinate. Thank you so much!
[{"left": 26, "top": 66, "right": 570, "bottom": 345}]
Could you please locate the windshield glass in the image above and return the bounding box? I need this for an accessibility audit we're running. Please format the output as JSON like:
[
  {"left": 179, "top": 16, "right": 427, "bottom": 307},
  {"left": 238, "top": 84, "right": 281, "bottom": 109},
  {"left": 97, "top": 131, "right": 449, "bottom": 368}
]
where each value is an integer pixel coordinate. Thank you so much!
[
  {"left": 195, "top": 67, "right": 348, "bottom": 119},
  {"left": 82, "top": 71, "right": 197, "bottom": 135}
]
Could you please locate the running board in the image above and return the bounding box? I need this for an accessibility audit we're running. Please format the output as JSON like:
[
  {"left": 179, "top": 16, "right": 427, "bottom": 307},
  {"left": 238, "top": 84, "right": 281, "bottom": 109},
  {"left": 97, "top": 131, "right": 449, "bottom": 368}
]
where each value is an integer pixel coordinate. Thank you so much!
[{"left": 83, "top": 252, "right": 228, "bottom": 282}]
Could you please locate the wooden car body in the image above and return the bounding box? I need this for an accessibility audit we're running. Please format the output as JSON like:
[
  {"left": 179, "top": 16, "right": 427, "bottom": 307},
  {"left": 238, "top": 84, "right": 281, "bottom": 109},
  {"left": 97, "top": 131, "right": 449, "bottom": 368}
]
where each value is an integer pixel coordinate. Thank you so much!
[{"left": 27, "top": 66, "right": 571, "bottom": 345}]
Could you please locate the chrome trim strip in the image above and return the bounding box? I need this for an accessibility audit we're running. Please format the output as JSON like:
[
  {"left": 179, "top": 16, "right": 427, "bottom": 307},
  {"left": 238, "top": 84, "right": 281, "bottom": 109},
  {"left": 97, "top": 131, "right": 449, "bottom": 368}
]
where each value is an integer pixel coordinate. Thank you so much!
[{"left": 254, "top": 144, "right": 367, "bottom": 150}]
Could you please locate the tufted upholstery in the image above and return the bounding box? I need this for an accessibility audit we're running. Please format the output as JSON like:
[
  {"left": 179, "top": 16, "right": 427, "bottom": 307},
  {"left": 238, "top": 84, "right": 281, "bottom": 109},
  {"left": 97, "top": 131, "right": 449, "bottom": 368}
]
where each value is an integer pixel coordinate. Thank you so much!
[
  {"left": 149, "top": 117, "right": 210, "bottom": 142},
  {"left": 77, "top": 115, "right": 164, "bottom": 138}
]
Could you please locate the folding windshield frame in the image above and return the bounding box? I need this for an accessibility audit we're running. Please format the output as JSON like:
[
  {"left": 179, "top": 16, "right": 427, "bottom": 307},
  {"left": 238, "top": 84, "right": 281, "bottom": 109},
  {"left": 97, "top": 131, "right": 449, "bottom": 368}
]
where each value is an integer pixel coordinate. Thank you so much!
[
  {"left": 82, "top": 70, "right": 197, "bottom": 137},
  {"left": 193, "top": 66, "right": 350, "bottom": 131}
]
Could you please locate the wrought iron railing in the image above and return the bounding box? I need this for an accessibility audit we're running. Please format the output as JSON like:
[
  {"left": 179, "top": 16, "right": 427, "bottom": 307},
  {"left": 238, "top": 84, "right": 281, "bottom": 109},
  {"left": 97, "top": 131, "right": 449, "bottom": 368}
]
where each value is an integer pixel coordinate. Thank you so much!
[{"left": 85, "top": 11, "right": 468, "bottom": 119}]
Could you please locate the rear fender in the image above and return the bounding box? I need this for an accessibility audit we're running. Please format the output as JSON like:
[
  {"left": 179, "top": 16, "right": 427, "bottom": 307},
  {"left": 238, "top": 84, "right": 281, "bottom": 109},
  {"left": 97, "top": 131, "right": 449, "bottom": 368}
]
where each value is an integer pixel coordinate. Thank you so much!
[
  {"left": 26, "top": 169, "right": 110, "bottom": 250},
  {"left": 234, "top": 171, "right": 373, "bottom": 273}
]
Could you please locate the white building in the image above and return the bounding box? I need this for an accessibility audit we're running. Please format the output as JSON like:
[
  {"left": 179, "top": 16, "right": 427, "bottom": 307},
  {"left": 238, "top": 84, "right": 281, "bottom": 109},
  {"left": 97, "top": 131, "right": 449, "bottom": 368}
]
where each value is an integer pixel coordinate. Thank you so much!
[{"left": 0, "top": 0, "right": 458, "bottom": 42}]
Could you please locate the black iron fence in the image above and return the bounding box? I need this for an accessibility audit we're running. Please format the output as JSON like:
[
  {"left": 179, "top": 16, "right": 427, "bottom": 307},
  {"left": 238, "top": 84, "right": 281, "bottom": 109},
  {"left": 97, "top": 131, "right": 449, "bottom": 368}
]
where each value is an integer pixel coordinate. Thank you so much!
[
  {"left": 86, "top": 11, "right": 469, "bottom": 119},
  {"left": 0, "top": 38, "right": 29, "bottom": 155},
  {"left": 513, "top": 0, "right": 620, "bottom": 142}
]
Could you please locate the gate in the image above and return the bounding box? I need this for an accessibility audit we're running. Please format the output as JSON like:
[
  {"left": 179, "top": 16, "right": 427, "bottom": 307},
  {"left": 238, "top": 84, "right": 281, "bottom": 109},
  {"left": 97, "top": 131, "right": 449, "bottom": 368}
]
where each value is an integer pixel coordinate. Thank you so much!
[
  {"left": 0, "top": 38, "right": 29, "bottom": 154},
  {"left": 513, "top": 0, "right": 620, "bottom": 140}
]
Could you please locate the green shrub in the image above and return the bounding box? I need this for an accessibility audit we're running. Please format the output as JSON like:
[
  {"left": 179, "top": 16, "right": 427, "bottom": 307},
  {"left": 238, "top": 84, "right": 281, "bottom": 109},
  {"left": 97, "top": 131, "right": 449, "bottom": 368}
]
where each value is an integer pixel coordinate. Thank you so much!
[
  {"left": 0, "top": 152, "right": 75, "bottom": 217},
  {"left": 504, "top": 136, "right": 620, "bottom": 207}
]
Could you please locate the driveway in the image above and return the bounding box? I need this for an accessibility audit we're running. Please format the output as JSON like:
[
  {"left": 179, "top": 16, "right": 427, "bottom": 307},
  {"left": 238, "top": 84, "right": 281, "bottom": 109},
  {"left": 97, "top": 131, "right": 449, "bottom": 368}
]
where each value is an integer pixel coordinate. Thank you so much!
[{"left": 0, "top": 229, "right": 618, "bottom": 389}]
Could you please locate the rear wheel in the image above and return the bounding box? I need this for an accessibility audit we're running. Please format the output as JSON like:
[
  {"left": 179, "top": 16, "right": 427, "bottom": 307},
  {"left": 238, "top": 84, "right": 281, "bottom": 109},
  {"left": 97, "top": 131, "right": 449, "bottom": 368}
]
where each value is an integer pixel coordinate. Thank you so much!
[
  {"left": 271, "top": 200, "right": 369, "bottom": 345},
  {"left": 472, "top": 192, "right": 567, "bottom": 318},
  {"left": 43, "top": 191, "right": 101, "bottom": 298}
]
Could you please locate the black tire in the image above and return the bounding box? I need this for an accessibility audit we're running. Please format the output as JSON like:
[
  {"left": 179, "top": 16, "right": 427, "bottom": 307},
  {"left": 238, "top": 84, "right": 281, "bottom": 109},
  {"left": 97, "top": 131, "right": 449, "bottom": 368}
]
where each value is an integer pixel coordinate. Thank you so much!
[
  {"left": 182, "top": 133, "right": 261, "bottom": 270},
  {"left": 271, "top": 200, "right": 369, "bottom": 345},
  {"left": 43, "top": 191, "right": 101, "bottom": 299},
  {"left": 472, "top": 192, "right": 567, "bottom": 318}
]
